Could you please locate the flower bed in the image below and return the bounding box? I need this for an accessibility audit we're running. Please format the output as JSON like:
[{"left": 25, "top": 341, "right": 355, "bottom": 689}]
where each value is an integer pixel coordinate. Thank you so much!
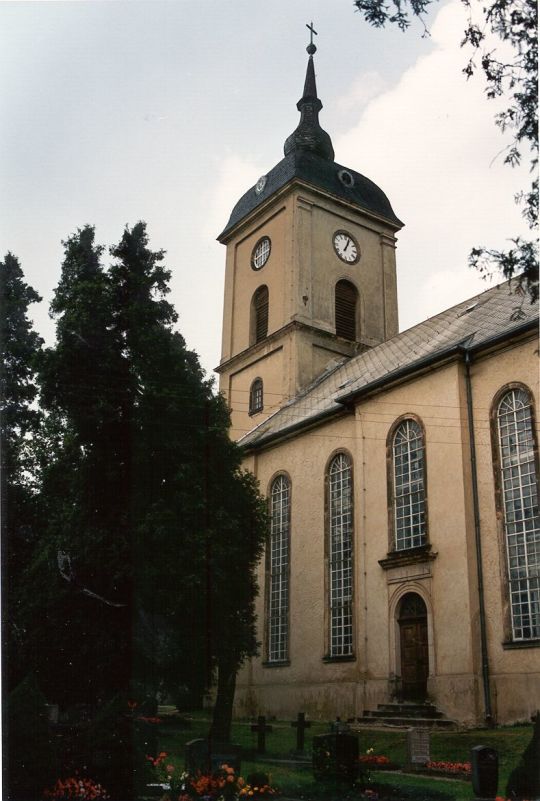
[
  {"left": 43, "top": 777, "right": 110, "bottom": 800},
  {"left": 424, "top": 760, "right": 471, "bottom": 780},
  {"left": 359, "top": 752, "right": 399, "bottom": 772},
  {"left": 155, "top": 760, "right": 278, "bottom": 800}
]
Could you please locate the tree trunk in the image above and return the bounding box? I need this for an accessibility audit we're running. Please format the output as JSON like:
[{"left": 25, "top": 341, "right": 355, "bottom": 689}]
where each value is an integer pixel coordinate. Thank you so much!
[{"left": 210, "top": 656, "right": 237, "bottom": 742}]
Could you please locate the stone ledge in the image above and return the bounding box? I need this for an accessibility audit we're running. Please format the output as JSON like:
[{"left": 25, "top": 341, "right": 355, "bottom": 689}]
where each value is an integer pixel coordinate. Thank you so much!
[{"left": 379, "top": 545, "right": 437, "bottom": 571}]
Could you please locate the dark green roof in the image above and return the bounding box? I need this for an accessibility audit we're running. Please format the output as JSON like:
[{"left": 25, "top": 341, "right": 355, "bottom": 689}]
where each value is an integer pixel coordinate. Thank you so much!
[{"left": 218, "top": 150, "right": 404, "bottom": 240}]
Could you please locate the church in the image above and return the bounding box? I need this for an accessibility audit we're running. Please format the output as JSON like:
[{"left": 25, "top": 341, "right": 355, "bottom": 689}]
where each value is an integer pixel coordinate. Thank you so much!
[{"left": 215, "top": 38, "right": 539, "bottom": 726}]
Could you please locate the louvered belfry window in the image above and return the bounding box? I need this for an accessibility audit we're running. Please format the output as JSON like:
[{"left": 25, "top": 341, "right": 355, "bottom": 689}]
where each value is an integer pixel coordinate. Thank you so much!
[
  {"left": 253, "top": 285, "right": 269, "bottom": 343},
  {"left": 335, "top": 280, "right": 358, "bottom": 340},
  {"left": 496, "top": 388, "right": 540, "bottom": 640}
]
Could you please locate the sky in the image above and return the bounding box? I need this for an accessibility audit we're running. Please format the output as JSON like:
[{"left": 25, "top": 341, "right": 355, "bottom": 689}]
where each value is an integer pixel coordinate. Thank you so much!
[{"left": 1, "top": 0, "right": 530, "bottom": 381}]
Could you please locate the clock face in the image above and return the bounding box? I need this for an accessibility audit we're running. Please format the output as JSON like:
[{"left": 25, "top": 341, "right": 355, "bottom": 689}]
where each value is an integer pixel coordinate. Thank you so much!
[
  {"left": 251, "top": 236, "right": 271, "bottom": 270},
  {"left": 333, "top": 231, "right": 360, "bottom": 264}
]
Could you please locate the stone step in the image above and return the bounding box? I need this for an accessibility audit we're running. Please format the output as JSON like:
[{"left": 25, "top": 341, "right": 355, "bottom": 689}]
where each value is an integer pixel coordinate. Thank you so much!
[
  {"left": 355, "top": 715, "right": 457, "bottom": 729},
  {"left": 369, "top": 704, "right": 443, "bottom": 719}
]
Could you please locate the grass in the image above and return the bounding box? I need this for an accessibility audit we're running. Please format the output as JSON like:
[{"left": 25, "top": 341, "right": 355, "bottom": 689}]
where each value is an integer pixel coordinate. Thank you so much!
[{"left": 154, "top": 709, "right": 533, "bottom": 800}]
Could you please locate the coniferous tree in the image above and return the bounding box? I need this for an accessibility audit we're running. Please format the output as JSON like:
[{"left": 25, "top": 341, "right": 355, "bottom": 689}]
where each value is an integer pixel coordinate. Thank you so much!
[
  {"left": 38, "top": 226, "right": 132, "bottom": 706},
  {"left": 37, "top": 222, "right": 267, "bottom": 746},
  {"left": 0, "top": 253, "right": 44, "bottom": 691}
]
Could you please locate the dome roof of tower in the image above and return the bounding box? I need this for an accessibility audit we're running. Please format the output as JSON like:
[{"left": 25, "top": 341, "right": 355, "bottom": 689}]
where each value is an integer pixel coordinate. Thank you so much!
[{"left": 218, "top": 150, "right": 403, "bottom": 241}]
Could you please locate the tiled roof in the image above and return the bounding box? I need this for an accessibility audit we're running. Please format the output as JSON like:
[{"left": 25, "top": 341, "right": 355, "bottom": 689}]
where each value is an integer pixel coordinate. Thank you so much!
[{"left": 240, "top": 281, "right": 538, "bottom": 450}]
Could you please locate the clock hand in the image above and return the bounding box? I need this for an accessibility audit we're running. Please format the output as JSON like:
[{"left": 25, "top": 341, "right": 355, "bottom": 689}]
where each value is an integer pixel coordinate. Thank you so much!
[{"left": 344, "top": 239, "right": 350, "bottom": 251}]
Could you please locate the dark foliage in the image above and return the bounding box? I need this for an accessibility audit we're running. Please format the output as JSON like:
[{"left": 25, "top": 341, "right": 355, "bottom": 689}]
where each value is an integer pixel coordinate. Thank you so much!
[
  {"left": 31, "top": 221, "right": 266, "bottom": 756},
  {"left": 0, "top": 254, "right": 44, "bottom": 692},
  {"left": 506, "top": 711, "right": 540, "bottom": 799},
  {"left": 6, "top": 675, "right": 58, "bottom": 801},
  {"left": 353, "top": 0, "right": 538, "bottom": 300}
]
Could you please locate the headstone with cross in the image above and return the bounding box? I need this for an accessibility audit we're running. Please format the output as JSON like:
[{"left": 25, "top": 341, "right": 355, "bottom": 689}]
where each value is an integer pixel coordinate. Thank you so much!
[
  {"left": 251, "top": 715, "right": 273, "bottom": 754},
  {"left": 291, "top": 712, "right": 311, "bottom": 753}
]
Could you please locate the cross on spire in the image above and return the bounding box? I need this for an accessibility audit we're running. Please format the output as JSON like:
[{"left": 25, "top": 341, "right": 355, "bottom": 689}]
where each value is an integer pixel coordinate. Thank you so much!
[{"left": 306, "top": 21, "right": 317, "bottom": 54}]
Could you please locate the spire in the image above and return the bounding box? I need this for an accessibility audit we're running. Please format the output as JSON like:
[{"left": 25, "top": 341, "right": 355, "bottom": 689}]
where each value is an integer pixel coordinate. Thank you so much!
[{"left": 284, "top": 23, "right": 335, "bottom": 162}]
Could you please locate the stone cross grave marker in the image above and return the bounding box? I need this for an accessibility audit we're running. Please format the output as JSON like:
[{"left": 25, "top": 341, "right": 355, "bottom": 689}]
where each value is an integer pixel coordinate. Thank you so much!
[
  {"left": 291, "top": 712, "right": 311, "bottom": 752},
  {"left": 406, "top": 727, "right": 431, "bottom": 768},
  {"left": 251, "top": 715, "right": 273, "bottom": 754}
]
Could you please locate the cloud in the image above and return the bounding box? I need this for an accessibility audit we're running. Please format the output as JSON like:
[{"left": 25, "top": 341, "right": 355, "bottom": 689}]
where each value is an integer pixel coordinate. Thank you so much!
[
  {"left": 334, "top": 0, "right": 530, "bottom": 330},
  {"left": 204, "top": 154, "right": 264, "bottom": 241},
  {"left": 336, "top": 71, "right": 388, "bottom": 113}
]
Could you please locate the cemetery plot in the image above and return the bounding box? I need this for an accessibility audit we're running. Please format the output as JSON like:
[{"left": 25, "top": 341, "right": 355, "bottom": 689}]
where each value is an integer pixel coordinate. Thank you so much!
[{"left": 312, "top": 730, "right": 359, "bottom": 783}]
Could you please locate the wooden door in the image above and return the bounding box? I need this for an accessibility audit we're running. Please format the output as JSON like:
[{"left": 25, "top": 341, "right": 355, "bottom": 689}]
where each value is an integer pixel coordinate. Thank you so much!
[{"left": 398, "top": 593, "right": 428, "bottom": 701}]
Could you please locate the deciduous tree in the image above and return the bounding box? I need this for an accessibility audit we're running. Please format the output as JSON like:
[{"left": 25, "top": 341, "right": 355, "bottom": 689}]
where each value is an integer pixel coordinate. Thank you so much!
[{"left": 354, "top": 0, "right": 538, "bottom": 299}]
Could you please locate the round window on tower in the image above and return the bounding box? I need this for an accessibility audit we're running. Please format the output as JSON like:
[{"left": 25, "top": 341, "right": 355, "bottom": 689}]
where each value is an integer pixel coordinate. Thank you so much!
[
  {"left": 255, "top": 175, "right": 268, "bottom": 194},
  {"left": 338, "top": 169, "right": 355, "bottom": 188},
  {"left": 251, "top": 236, "right": 271, "bottom": 270}
]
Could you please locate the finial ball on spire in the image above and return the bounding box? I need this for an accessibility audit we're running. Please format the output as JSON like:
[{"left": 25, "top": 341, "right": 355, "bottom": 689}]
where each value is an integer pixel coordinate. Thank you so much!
[{"left": 306, "top": 21, "right": 317, "bottom": 55}]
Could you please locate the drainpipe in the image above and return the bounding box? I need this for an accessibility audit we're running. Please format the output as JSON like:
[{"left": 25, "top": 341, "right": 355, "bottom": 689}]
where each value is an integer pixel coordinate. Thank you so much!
[{"left": 463, "top": 349, "right": 493, "bottom": 724}]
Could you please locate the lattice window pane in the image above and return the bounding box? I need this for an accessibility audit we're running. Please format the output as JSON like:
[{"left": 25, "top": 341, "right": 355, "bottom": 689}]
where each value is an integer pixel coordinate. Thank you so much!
[
  {"left": 249, "top": 378, "right": 263, "bottom": 414},
  {"left": 328, "top": 453, "right": 354, "bottom": 656},
  {"left": 393, "top": 420, "right": 427, "bottom": 550},
  {"left": 497, "top": 389, "right": 540, "bottom": 640},
  {"left": 268, "top": 475, "right": 290, "bottom": 662}
]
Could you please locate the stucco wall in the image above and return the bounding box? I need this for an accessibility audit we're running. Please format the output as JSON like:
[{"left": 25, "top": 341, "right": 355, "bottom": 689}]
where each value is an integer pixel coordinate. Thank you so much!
[{"left": 236, "top": 335, "right": 539, "bottom": 725}]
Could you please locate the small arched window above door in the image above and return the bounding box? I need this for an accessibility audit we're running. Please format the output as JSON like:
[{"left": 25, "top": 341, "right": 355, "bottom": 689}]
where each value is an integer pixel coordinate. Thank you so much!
[
  {"left": 249, "top": 378, "right": 263, "bottom": 415},
  {"left": 251, "top": 285, "right": 269, "bottom": 344},
  {"left": 335, "top": 280, "right": 358, "bottom": 341}
]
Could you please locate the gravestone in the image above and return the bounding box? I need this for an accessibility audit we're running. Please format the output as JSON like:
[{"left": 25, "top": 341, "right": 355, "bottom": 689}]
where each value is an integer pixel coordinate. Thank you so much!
[
  {"left": 185, "top": 738, "right": 242, "bottom": 775},
  {"left": 291, "top": 712, "right": 311, "bottom": 753},
  {"left": 312, "top": 730, "right": 359, "bottom": 783},
  {"left": 251, "top": 715, "right": 273, "bottom": 754},
  {"left": 45, "top": 704, "right": 59, "bottom": 724},
  {"left": 406, "top": 727, "right": 430, "bottom": 769},
  {"left": 471, "top": 745, "right": 498, "bottom": 800}
]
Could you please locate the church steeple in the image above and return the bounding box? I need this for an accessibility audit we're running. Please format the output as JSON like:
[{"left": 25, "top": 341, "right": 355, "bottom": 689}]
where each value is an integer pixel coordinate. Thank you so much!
[{"left": 283, "top": 24, "right": 335, "bottom": 162}]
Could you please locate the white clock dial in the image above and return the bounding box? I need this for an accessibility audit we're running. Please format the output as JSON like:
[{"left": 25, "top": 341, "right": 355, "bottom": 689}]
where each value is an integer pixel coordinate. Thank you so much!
[{"left": 333, "top": 231, "right": 360, "bottom": 264}]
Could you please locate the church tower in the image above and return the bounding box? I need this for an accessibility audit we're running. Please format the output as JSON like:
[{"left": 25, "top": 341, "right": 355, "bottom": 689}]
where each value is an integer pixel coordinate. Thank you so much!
[{"left": 217, "top": 33, "right": 403, "bottom": 440}]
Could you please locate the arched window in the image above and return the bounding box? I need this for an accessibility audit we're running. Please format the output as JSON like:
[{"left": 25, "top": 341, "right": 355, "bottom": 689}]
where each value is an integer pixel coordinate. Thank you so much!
[
  {"left": 328, "top": 453, "right": 354, "bottom": 657},
  {"left": 251, "top": 285, "right": 269, "bottom": 344},
  {"left": 496, "top": 388, "right": 540, "bottom": 641},
  {"left": 268, "top": 475, "right": 290, "bottom": 662},
  {"left": 249, "top": 378, "right": 263, "bottom": 415},
  {"left": 335, "top": 280, "right": 358, "bottom": 341},
  {"left": 392, "top": 419, "right": 427, "bottom": 551}
]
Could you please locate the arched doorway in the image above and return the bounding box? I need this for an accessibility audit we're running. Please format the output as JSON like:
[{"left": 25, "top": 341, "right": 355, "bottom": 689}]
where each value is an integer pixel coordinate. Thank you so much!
[{"left": 398, "top": 593, "right": 429, "bottom": 701}]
